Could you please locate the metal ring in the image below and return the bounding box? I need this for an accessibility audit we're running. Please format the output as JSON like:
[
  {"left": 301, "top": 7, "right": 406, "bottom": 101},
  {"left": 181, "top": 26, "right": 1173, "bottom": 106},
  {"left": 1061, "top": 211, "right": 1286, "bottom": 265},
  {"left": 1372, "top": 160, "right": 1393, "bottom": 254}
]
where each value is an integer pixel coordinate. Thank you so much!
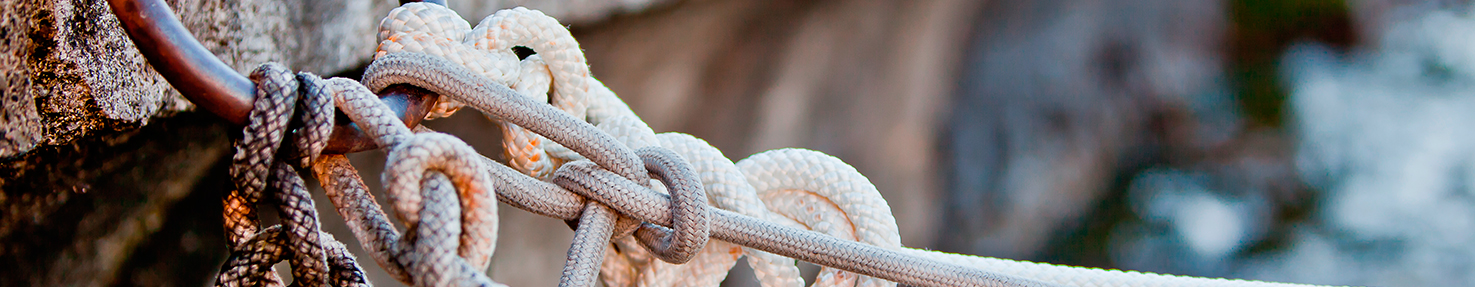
[{"left": 107, "top": 0, "right": 440, "bottom": 154}]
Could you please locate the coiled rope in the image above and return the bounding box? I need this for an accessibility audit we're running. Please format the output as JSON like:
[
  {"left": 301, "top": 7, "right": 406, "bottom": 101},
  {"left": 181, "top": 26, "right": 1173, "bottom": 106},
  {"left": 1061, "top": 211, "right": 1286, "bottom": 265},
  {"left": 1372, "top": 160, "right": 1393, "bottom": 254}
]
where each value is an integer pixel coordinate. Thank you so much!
[{"left": 212, "top": 3, "right": 1330, "bottom": 287}]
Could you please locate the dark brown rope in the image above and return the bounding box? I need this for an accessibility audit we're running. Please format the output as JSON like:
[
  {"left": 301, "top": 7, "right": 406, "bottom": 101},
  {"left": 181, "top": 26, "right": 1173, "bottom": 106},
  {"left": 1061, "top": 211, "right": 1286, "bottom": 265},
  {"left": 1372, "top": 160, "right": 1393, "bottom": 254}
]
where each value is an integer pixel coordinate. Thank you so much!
[{"left": 216, "top": 64, "right": 369, "bottom": 287}]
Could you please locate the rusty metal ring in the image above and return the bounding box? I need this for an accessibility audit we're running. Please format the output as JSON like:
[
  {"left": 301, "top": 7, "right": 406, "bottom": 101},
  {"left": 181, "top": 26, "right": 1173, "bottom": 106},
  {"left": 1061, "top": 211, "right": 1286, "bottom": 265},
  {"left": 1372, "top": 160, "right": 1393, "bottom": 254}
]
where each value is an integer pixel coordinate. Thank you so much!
[{"left": 107, "top": 0, "right": 445, "bottom": 154}]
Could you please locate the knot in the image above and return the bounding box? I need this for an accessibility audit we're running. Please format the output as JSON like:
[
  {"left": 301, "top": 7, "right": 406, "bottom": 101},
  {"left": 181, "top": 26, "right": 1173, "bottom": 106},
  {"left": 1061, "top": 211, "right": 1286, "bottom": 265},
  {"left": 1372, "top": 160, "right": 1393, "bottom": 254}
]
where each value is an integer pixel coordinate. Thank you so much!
[
  {"left": 291, "top": 73, "right": 339, "bottom": 167},
  {"left": 225, "top": 63, "right": 299, "bottom": 245},
  {"left": 320, "top": 57, "right": 505, "bottom": 286},
  {"left": 382, "top": 132, "right": 499, "bottom": 269},
  {"left": 219, "top": 63, "right": 369, "bottom": 287},
  {"left": 631, "top": 146, "right": 711, "bottom": 264},
  {"left": 552, "top": 146, "right": 712, "bottom": 264}
]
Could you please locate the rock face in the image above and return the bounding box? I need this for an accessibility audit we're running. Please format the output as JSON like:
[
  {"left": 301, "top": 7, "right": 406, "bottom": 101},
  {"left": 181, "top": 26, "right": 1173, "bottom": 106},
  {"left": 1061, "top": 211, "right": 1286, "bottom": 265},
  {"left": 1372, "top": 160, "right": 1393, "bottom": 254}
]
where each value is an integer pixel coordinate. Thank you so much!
[
  {"left": 0, "top": 0, "right": 383, "bottom": 160},
  {"left": 0, "top": 1, "right": 43, "bottom": 158}
]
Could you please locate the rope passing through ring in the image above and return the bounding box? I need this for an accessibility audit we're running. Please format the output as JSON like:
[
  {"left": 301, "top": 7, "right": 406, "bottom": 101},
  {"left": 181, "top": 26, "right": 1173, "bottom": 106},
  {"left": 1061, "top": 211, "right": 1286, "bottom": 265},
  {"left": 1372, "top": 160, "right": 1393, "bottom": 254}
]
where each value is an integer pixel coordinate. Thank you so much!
[{"left": 218, "top": 63, "right": 369, "bottom": 287}]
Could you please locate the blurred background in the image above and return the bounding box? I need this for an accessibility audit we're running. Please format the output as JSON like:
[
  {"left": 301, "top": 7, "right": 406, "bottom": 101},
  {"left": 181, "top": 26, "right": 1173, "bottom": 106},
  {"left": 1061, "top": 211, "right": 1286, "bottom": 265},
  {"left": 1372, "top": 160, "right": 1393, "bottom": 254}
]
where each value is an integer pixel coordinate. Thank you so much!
[{"left": 5, "top": 0, "right": 1475, "bottom": 286}]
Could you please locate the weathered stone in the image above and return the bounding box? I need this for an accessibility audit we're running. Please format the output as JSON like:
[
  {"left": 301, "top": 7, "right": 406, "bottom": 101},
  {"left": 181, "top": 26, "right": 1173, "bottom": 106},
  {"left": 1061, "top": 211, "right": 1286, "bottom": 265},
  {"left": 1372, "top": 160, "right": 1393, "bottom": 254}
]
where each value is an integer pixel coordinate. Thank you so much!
[
  {"left": 0, "top": 0, "right": 43, "bottom": 159},
  {"left": 0, "top": 0, "right": 382, "bottom": 159}
]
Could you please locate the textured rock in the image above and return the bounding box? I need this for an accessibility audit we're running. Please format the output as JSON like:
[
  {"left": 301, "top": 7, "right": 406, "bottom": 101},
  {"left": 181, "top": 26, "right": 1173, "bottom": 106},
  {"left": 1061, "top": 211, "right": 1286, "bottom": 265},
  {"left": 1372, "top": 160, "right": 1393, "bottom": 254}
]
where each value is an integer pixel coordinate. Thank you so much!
[
  {"left": 0, "top": 0, "right": 381, "bottom": 159},
  {"left": 0, "top": 0, "right": 44, "bottom": 158}
]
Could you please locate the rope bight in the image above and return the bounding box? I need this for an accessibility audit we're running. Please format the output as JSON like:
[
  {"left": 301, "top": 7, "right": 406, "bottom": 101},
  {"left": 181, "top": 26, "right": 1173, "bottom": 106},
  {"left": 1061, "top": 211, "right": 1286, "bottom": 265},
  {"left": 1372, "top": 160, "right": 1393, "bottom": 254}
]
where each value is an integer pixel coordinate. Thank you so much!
[{"left": 212, "top": 2, "right": 1332, "bottom": 287}]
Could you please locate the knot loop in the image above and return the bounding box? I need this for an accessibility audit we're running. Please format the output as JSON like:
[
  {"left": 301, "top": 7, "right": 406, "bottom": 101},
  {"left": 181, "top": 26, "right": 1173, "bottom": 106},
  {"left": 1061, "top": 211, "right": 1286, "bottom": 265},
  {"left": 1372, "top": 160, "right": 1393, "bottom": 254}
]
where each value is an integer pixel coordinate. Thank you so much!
[
  {"left": 383, "top": 132, "right": 499, "bottom": 269},
  {"left": 546, "top": 146, "right": 711, "bottom": 286},
  {"left": 315, "top": 59, "right": 506, "bottom": 286},
  {"left": 556, "top": 147, "right": 710, "bottom": 253},
  {"left": 219, "top": 63, "right": 368, "bottom": 287},
  {"left": 630, "top": 146, "right": 710, "bottom": 264},
  {"left": 291, "top": 73, "right": 338, "bottom": 167}
]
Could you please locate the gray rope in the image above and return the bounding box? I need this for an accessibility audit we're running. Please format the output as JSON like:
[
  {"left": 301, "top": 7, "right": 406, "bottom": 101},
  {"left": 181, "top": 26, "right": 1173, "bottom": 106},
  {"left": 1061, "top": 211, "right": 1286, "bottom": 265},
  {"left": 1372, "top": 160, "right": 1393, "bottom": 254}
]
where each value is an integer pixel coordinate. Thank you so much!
[
  {"left": 553, "top": 146, "right": 711, "bottom": 287},
  {"left": 629, "top": 147, "right": 710, "bottom": 265},
  {"left": 561, "top": 203, "right": 617, "bottom": 287},
  {"left": 359, "top": 52, "right": 1057, "bottom": 287},
  {"left": 312, "top": 154, "right": 414, "bottom": 282},
  {"left": 362, "top": 52, "right": 650, "bottom": 185},
  {"left": 270, "top": 161, "right": 330, "bottom": 286},
  {"left": 305, "top": 74, "right": 502, "bottom": 287},
  {"left": 215, "top": 226, "right": 371, "bottom": 287}
]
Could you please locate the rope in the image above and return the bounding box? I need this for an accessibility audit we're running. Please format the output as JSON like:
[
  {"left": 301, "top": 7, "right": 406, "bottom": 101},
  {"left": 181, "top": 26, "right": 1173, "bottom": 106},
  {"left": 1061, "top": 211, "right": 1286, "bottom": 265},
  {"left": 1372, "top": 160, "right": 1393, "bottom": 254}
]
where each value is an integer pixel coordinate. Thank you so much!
[
  {"left": 209, "top": 3, "right": 1333, "bottom": 287},
  {"left": 361, "top": 51, "right": 1058, "bottom": 287},
  {"left": 218, "top": 64, "right": 370, "bottom": 287}
]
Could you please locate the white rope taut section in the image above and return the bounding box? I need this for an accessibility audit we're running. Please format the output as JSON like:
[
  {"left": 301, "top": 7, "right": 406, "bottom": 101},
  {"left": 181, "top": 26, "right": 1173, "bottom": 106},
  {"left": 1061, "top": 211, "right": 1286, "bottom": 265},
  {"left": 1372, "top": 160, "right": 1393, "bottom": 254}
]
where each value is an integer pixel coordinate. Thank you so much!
[{"left": 209, "top": 2, "right": 1336, "bottom": 286}]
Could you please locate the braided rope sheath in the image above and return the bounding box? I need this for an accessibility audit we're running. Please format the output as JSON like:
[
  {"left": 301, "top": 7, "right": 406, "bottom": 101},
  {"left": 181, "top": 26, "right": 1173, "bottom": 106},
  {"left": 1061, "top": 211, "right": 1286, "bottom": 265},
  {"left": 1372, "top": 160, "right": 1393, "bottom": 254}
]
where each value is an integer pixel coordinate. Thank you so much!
[
  {"left": 217, "top": 64, "right": 372, "bottom": 287},
  {"left": 313, "top": 74, "right": 506, "bottom": 287},
  {"left": 223, "top": 63, "right": 299, "bottom": 247},
  {"left": 563, "top": 203, "right": 619, "bottom": 287},
  {"left": 269, "top": 161, "right": 330, "bottom": 286}
]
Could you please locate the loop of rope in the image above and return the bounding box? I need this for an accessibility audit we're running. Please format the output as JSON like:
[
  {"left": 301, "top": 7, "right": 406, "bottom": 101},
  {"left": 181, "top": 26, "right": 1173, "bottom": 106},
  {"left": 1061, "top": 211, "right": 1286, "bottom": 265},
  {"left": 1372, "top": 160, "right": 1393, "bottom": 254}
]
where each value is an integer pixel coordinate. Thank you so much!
[
  {"left": 629, "top": 147, "right": 710, "bottom": 264},
  {"left": 546, "top": 145, "right": 717, "bottom": 286},
  {"left": 218, "top": 63, "right": 370, "bottom": 286},
  {"left": 305, "top": 73, "right": 505, "bottom": 287},
  {"left": 383, "top": 133, "right": 499, "bottom": 270},
  {"left": 223, "top": 63, "right": 298, "bottom": 246}
]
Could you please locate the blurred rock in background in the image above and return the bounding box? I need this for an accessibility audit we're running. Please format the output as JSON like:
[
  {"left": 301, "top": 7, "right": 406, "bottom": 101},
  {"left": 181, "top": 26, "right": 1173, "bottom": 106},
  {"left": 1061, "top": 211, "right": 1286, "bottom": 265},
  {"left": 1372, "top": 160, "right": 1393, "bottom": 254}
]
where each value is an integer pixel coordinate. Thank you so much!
[{"left": 938, "top": 0, "right": 1233, "bottom": 261}]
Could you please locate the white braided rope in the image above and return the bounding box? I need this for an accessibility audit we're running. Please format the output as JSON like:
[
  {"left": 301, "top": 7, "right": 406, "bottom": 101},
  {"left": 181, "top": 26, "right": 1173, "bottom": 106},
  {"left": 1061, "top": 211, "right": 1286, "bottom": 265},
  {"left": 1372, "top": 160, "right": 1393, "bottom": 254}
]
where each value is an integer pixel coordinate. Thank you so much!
[{"left": 375, "top": 3, "right": 1326, "bottom": 287}]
